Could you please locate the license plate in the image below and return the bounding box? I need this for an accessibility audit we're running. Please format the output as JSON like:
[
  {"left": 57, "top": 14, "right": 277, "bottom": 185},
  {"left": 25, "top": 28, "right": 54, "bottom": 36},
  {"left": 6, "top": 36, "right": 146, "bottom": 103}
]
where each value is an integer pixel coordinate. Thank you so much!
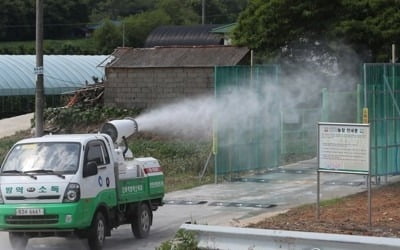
[{"left": 16, "top": 208, "right": 44, "bottom": 216}]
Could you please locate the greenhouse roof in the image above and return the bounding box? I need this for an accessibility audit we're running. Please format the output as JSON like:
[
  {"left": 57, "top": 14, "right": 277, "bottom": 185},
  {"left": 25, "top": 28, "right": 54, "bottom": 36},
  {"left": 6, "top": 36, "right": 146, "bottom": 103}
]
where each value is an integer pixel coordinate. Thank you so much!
[
  {"left": 144, "top": 24, "right": 223, "bottom": 48},
  {"left": 0, "top": 55, "right": 108, "bottom": 96}
]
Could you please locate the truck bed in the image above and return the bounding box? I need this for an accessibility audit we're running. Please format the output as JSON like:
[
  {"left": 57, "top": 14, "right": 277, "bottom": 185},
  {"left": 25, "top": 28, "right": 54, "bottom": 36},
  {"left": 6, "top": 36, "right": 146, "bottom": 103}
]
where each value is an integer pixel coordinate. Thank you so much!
[{"left": 117, "top": 175, "right": 164, "bottom": 204}]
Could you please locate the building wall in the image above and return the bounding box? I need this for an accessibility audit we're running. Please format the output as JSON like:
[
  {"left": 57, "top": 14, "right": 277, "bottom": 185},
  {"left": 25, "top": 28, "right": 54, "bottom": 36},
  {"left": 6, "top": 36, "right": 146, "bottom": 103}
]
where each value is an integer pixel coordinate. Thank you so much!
[{"left": 104, "top": 67, "right": 214, "bottom": 108}]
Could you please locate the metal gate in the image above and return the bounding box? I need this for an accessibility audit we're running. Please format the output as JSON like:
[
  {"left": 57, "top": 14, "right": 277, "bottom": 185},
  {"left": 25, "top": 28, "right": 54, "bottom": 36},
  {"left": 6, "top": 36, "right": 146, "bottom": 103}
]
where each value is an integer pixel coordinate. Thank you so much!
[
  {"left": 213, "top": 65, "right": 365, "bottom": 179},
  {"left": 214, "top": 65, "right": 280, "bottom": 177},
  {"left": 361, "top": 63, "right": 400, "bottom": 176}
]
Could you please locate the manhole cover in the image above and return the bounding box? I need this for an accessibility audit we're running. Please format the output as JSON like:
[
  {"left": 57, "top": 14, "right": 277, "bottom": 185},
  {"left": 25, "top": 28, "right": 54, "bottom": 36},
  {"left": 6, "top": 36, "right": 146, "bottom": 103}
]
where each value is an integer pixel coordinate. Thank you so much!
[
  {"left": 270, "top": 169, "right": 314, "bottom": 174},
  {"left": 164, "top": 200, "right": 208, "bottom": 205},
  {"left": 208, "top": 201, "right": 277, "bottom": 209},
  {"left": 232, "top": 177, "right": 269, "bottom": 183}
]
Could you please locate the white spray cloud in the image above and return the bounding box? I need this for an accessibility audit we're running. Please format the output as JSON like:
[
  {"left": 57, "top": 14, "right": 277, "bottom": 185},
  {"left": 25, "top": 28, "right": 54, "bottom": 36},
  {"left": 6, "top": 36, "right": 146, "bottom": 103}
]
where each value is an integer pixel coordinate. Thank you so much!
[
  {"left": 134, "top": 43, "right": 360, "bottom": 139},
  {"left": 134, "top": 95, "right": 215, "bottom": 138},
  {"left": 134, "top": 81, "right": 282, "bottom": 140}
]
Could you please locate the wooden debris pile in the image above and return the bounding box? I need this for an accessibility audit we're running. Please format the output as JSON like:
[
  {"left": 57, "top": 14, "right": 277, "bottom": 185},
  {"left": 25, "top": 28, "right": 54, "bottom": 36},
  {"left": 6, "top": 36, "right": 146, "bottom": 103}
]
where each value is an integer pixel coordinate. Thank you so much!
[{"left": 65, "top": 83, "right": 104, "bottom": 107}]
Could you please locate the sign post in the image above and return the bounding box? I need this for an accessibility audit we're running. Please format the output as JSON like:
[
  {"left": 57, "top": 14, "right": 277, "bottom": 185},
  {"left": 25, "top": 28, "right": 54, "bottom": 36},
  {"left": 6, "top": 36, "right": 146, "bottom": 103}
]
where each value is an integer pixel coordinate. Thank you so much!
[{"left": 317, "top": 122, "right": 371, "bottom": 226}]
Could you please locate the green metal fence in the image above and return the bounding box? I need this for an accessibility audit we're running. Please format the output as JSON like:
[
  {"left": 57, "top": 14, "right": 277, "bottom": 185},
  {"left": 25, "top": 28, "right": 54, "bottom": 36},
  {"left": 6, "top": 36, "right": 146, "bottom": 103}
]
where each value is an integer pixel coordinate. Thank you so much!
[
  {"left": 280, "top": 87, "right": 360, "bottom": 162},
  {"left": 214, "top": 63, "right": 400, "bottom": 179},
  {"left": 280, "top": 107, "right": 321, "bottom": 157},
  {"left": 214, "top": 65, "right": 280, "bottom": 176},
  {"left": 361, "top": 63, "right": 400, "bottom": 176},
  {"left": 213, "top": 65, "right": 362, "bottom": 178},
  {"left": 321, "top": 87, "right": 360, "bottom": 124}
]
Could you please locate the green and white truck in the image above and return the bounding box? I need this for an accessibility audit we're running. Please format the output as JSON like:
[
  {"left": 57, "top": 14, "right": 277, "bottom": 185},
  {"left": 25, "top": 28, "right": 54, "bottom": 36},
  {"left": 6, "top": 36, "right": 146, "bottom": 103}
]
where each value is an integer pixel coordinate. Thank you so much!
[{"left": 0, "top": 118, "right": 164, "bottom": 250}]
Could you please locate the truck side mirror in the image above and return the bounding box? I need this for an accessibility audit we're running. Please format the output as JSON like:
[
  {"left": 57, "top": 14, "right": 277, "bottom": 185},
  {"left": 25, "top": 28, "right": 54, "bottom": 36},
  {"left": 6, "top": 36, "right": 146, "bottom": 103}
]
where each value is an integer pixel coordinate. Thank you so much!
[{"left": 83, "top": 161, "right": 98, "bottom": 178}]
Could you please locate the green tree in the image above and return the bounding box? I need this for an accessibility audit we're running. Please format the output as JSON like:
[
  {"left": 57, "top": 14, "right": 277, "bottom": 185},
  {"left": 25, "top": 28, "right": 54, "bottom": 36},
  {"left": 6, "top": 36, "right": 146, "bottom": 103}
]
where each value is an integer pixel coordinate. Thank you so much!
[
  {"left": 89, "top": 0, "right": 157, "bottom": 21},
  {"left": 93, "top": 19, "right": 122, "bottom": 54},
  {"left": 190, "top": 0, "right": 248, "bottom": 24},
  {"left": 123, "top": 10, "right": 171, "bottom": 48},
  {"left": 333, "top": 0, "right": 400, "bottom": 61},
  {"left": 234, "top": 0, "right": 400, "bottom": 62},
  {"left": 43, "top": 0, "right": 90, "bottom": 39},
  {"left": 0, "top": 0, "right": 35, "bottom": 41},
  {"left": 0, "top": 0, "right": 91, "bottom": 41},
  {"left": 233, "top": 0, "right": 341, "bottom": 54},
  {"left": 157, "top": 0, "right": 199, "bottom": 25}
]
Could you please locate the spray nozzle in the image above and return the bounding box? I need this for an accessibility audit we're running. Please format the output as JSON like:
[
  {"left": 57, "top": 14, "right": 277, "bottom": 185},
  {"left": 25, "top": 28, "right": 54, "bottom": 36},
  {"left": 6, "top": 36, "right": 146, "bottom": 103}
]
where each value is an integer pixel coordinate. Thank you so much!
[{"left": 100, "top": 117, "right": 138, "bottom": 144}]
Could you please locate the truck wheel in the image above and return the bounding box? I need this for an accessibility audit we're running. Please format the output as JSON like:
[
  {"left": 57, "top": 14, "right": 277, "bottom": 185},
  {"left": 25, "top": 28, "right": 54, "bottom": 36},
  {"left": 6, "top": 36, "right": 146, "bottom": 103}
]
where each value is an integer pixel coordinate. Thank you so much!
[
  {"left": 131, "top": 203, "right": 151, "bottom": 239},
  {"left": 87, "top": 212, "right": 106, "bottom": 250},
  {"left": 9, "top": 232, "right": 28, "bottom": 250}
]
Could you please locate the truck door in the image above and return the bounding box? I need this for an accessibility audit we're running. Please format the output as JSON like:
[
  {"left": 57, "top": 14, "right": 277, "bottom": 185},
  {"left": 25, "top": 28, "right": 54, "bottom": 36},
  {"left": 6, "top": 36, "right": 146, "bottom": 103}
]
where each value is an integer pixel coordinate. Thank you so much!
[{"left": 81, "top": 140, "right": 117, "bottom": 208}]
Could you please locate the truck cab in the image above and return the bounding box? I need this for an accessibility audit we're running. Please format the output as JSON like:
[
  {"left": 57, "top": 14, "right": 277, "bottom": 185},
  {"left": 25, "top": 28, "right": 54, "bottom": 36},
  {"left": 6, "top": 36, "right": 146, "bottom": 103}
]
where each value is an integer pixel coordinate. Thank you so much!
[{"left": 0, "top": 121, "right": 164, "bottom": 250}]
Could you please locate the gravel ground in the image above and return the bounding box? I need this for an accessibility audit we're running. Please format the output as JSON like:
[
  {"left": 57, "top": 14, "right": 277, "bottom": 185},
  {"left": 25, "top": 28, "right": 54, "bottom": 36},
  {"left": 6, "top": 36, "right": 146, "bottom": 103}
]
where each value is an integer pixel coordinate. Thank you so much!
[{"left": 249, "top": 181, "right": 400, "bottom": 238}]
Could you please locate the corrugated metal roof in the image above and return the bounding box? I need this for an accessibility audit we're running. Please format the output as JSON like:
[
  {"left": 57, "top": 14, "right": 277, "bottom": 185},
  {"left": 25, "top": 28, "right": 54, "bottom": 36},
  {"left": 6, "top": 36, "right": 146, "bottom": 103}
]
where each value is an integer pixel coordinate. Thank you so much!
[
  {"left": 210, "top": 23, "right": 237, "bottom": 34},
  {"left": 144, "top": 25, "right": 223, "bottom": 48},
  {"left": 108, "top": 46, "right": 250, "bottom": 68},
  {"left": 0, "top": 55, "right": 107, "bottom": 96}
]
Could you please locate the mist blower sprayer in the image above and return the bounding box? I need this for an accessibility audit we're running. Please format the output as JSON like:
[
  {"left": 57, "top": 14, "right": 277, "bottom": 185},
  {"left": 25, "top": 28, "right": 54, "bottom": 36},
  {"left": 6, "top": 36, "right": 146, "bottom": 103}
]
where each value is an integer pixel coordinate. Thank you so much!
[
  {"left": 100, "top": 117, "right": 139, "bottom": 159},
  {"left": 0, "top": 117, "right": 164, "bottom": 250}
]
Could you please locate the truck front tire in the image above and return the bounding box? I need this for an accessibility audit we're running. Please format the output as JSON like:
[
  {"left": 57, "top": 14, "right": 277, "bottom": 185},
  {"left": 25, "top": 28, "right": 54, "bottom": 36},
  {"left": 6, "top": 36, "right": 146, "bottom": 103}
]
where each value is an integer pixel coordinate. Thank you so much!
[
  {"left": 9, "top": 232, "right": 28, "bottom": 250},
  {"left": 131, "top": 203, "right": 151, "bottom": 238},
  {"left": 88, "top": 212, "right": 106, "bottom": 250}
]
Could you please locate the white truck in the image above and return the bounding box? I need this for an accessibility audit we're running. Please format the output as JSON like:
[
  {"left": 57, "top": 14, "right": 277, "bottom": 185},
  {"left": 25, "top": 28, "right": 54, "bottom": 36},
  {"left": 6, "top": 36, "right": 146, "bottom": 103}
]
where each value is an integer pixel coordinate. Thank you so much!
[{"left": 0, "top": 118, "right": 164, "bottom": 250}]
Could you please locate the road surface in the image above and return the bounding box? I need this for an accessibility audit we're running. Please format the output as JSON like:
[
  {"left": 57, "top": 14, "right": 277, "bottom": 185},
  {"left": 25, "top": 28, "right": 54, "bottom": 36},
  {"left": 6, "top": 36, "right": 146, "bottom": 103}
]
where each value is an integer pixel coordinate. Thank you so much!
[
  {"left": 0, "top": 158, "right": 388, "bottom": 250},
  {"left": 0, "top": 115, "right": 395, "bottom": 249}
]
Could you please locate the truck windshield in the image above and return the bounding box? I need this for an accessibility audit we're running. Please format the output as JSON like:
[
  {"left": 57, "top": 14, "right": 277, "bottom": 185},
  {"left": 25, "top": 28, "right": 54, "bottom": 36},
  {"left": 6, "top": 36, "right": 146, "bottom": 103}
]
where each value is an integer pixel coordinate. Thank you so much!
[{"left": 1, "top": 142, "right": 81, "bottom": 174}]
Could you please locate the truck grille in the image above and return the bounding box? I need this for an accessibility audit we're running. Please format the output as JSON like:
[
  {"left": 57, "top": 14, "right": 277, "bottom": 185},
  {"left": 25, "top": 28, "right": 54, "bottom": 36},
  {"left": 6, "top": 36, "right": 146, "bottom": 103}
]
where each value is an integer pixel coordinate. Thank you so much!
[
  {"left": 5, "top": 215, "right": 59, "bottom": 225},
  {"left": 5, "top": 195, "right": 61, "bottom": 200}
]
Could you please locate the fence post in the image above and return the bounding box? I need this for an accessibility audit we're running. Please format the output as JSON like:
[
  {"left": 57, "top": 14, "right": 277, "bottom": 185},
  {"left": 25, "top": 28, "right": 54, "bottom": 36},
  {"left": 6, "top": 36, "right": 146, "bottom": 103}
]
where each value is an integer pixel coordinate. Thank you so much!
[
  {"left": 214, "top": 66, "right": 218, "bottom": 184},
  {"left": 357, "top": 84, "right": 362, "bottom": 123},
  {"left": 372, "top": 85, "right": 379, "bottom": 183},
  {"left": 321, "top": 88, "right": 329, "bottom": 122},
  {"left": 382, "top": 66, "right": 388, "bottom": 182}
]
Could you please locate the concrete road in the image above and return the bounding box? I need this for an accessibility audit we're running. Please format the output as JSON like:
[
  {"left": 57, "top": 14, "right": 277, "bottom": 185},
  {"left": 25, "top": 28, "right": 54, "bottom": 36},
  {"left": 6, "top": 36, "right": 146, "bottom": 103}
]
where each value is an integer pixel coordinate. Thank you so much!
[
  {"left": 0, "top": 115, "right": 396, "bottom": 249},
  {"left": 0, "top": 158, "right": 393, "bottom": 250},
  {"left": 0, "top": 113, "right": 33, "bottom": 138}
]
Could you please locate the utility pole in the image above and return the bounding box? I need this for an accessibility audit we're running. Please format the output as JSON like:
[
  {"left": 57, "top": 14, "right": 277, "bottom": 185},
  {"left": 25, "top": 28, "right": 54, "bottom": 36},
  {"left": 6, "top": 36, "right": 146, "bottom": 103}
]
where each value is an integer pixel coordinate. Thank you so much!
[
  {"left": 202, "top": 0, "right": 205, "bottom": 25},
  {"left": 35, "top": 0, "right": 44, "bottom": 137},
  {"left": 122, "top": 21, "right": 125, "bottom": 47},
  {"left": 392, "top": 43, "right": 396, "bottom": 63}
]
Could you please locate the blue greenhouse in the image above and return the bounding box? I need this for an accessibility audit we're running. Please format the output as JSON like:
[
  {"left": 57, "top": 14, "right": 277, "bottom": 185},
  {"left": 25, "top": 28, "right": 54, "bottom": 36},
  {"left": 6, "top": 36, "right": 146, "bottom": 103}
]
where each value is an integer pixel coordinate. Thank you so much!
[{"left": 0, "top": 55, "right": 108, "bottom": 117}]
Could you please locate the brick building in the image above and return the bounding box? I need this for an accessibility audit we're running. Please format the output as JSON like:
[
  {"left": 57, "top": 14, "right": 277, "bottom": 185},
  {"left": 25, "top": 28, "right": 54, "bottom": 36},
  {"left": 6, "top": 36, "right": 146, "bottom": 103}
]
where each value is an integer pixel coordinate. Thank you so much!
[{"left": 104, "top": 46, "right": 249, "bottom": 109}]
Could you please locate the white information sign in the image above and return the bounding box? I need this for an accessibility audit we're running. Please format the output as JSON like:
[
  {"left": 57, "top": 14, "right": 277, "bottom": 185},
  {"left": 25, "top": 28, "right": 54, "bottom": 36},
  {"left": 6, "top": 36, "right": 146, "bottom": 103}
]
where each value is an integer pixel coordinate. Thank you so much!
[
  {"left": 318, "top": 122, "right": 370, "bottom": 173},
  {"left": 34, "top": 66, "right": 43, "bottom": 75}
]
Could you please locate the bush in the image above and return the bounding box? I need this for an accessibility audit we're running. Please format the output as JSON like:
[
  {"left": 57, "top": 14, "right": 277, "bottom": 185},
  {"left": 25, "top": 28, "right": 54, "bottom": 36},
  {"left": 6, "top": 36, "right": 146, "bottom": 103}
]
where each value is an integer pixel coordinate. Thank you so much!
[
  {"left": 129, "top": 138, "right": 212, "bottom": 192},
  {"left": 93, "top": 20, "right": 122, "bottom": 54},
  {"left": 157, "top": 229, "right": 199, "bottom": 250},
  {"left": 0, "top": 39, "right": 99, "bottom": 55},
  {"left": 43, "top": 106, "right": 141, "bottom": 132}
]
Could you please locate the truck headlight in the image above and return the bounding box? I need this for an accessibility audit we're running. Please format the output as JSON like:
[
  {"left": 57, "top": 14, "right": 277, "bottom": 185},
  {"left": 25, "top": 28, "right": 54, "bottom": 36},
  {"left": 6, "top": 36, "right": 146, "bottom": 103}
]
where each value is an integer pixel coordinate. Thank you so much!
[{"left": 63, "top": 183, "right": 80, "bottom": 203}]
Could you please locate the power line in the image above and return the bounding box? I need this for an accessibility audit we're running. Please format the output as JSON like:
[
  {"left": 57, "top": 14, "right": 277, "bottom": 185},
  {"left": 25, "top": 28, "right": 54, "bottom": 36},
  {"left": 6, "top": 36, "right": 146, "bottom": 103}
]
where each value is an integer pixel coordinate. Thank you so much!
[
  {"left": 1, "top": 10, "right": 244, "bottom": 29},
  {"left": 2, "top": 22, "right": 102, "bottom": 29}
]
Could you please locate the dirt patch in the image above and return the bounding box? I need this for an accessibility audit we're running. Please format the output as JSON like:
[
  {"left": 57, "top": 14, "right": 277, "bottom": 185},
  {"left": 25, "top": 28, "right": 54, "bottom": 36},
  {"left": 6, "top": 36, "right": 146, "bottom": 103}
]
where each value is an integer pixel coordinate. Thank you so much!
[{"left": 249, "top": 181, "right": 400, "bottom": 237}]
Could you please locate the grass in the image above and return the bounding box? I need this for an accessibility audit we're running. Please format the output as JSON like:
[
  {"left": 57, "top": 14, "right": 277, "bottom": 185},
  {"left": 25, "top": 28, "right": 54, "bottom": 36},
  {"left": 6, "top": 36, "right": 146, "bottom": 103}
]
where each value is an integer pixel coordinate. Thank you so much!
[
  {"left": 0, "top": 130, "right": 214, "bottom": 193},
  {"left": 320, "top": 197, "right": 344, "bottom": 207},
  {"left": 0, "top": 130, "right": 31, "bottom": 163},
  {"left": 129, "top": 137, "right": 214, "bottom": 192}
]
